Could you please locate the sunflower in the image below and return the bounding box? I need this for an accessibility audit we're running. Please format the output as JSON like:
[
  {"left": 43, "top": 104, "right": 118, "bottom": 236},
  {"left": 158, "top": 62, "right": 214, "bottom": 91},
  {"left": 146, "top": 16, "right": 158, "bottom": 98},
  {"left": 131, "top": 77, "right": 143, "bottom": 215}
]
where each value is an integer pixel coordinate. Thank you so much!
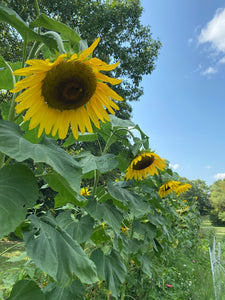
[
  {"left": 80, "top": 187, "right": 90, "bottom": 196},
  {"left": 10, "top": 38, "right": 123, "bottom": 139},
  {"left": 174, "top": 183, "right": 192, "bottom": 196},
  {"left": 124, "top": 152, "right": 166, "bottom": 181},
  {"left": 158, "top": 180, "right": 180, "bottom": 198}
]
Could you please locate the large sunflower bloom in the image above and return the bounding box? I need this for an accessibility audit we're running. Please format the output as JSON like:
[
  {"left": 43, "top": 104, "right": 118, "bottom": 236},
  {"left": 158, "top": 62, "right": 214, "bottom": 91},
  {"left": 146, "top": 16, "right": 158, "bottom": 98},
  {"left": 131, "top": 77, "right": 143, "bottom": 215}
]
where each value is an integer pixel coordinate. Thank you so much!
[
  {"left": 174, "top": 183, "right": 192, "bottom": 196},
  {"left": 158, "top": 180, "right": 180, "bottom": 198},
  {"left": 10, "top": 38, "right": 123, "bottom": 139},
  {"left": 124, "top": 152, "right": 166, "bottom": 181}
]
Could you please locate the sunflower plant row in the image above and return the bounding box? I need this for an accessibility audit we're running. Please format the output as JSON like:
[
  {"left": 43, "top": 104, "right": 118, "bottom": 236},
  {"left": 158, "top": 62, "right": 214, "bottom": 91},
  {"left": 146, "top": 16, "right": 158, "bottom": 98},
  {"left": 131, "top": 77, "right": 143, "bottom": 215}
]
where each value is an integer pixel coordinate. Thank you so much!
[{"left": 0, "top": 4, "right": 196, "bottom": 300}]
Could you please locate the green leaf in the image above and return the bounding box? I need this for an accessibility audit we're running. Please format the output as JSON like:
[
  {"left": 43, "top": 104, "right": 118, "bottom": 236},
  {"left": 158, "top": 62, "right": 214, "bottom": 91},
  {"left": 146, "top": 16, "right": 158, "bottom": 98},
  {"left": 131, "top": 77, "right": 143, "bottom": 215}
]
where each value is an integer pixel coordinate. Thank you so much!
[
  {"left": 0, "top": 164, "right": 38, "bottom": 238},
  {"left": 62, "top": 132, "right": 98, "bottom": 147},
  {"left": 137, "top": 253, "right": 152, "bottom": 278},
  {"left": 30, "top": 14, "right": 81, "bottom": 49},
  {"left": 91, "top": 249, "right": 126, "bottom": 299},
  {"left": 107, "top": 182, "right": 150, "bottom": 217},
  {"left": 0, "top": 120, "right": 82, "bottom": 192},
  {"left": 0, "top": 4, "right": 57, "bottom": 49},
  {"left": 44, "top": 280, "right": 85, "bottom": 300},
  {"left": 109, "top": 115, "right": 134, "bottom": 128},
  {"left": 22, "top": 214, "right": 98, "bottom": 286},
  {"left": 7, "top": 280, "right": 45, "bottom": 300},
  {"left": 56, "top": 211, "right": 94, "bottom": 243},
  {"left": 80, "top": 152, "right": 118, "bottom": 174},
  {"left": 90, "top": 226, "right": 110, "bottom": 244},
  {"left": 0, "top": 55, "right": 19, "bottom": 90},
  {"left": 133, "top": 220, "right": 157, "bottom": 241},
  {"left": 85, "top": 198, "right": 123, "bottom": 233},
  {"left": 44, "top": 172, "right": 87, "bottom": 208}
]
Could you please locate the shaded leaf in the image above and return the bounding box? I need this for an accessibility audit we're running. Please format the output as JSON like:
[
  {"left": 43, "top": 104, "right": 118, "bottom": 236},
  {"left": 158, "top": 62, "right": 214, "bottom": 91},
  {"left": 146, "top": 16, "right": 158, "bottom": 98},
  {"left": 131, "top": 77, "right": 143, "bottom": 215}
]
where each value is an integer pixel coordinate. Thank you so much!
[
  {"left": 7, "top": 280, "right": 45, "bottom": 300},
  {"left": 0, "top": 120, "right": 82, "bottom": 192},
  {"left": 62, "top": 132, "right": 98, "bottom": 147},
  {"left": 107, "top": 181, "right": 150, "bottom": 217},
  {"left": 44, "top": 172, "right": 87, "bottom": 208},
  {"left": 133, "top": 220, "right": 157, "bottom": 241},
  {"left": 56, "top": 211, "right": 94, "bottom": 243},
  {"left": 137, "top": 253, "right": 152, "bottom": 278},
  {"left": 91, "top": 249, "right": 126, "bottom": 299},
  {"left": 44, "top": 280, "right": 85, "bottom": 300},
  {"left": 90, "top": 226, "right": 110, "bottom": 244},
  {"left": 22, "top": 214, "right": 98, "bottom": 286},
  {"left": 0, "top": 164, "right": 38, "bottom": 238},
  {"left": 80, "top": 152, "right": 118, "bottom": 174},
  {"left": 86, "top": 198, "right": 123, "bottom": 233}
]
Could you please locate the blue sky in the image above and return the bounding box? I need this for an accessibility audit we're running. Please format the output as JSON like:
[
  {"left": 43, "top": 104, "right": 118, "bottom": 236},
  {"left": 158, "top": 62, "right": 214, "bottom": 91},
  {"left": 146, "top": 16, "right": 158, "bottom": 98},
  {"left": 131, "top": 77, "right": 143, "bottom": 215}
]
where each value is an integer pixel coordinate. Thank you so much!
[{"left": 131, "top": 0, "right": 225, "bottom": 186}]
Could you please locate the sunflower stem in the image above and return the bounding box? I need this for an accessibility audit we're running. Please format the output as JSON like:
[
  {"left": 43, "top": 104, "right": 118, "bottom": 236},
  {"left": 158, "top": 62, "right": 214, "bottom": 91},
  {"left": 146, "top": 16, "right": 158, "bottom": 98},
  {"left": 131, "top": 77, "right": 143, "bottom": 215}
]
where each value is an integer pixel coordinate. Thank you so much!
[
  {"left": 92, "top": 169, "right": 100, "bottom": 197},
  {"left": 34, "top": 0, "right": 41, "bottom": 17}
]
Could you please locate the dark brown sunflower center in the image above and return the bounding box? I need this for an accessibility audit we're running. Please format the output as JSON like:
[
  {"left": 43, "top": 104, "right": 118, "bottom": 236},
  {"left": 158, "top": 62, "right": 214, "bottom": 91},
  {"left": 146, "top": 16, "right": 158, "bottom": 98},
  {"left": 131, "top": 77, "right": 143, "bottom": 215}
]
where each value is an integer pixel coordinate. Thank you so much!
[
  {"left": 132, "top": 155, "right": 154, "bottom": 170},
  {"left": 41, "top": 60, "right": 97, "bottom": 110},
  {"left": 165, "top": 185, "right": 170, "bottom": 191}
]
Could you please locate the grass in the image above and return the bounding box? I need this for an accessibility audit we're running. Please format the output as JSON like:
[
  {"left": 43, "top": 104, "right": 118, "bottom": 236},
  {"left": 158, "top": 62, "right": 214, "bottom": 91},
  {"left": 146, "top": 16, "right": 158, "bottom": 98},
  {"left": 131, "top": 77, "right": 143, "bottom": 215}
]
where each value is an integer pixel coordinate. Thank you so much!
[
  {"left": 0, "top": 240, "right": 25, "bottom": 298},
  {"left": 201, "top": 215, "right": 225, "bottom": 241}
]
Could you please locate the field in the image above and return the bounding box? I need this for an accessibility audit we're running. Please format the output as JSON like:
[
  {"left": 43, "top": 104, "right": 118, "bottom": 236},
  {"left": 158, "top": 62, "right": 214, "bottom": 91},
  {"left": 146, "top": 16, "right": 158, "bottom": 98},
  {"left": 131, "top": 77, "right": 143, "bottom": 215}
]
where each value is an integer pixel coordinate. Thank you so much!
[{"left": 201, "top": 215, "right": 225, "bottom": 242}]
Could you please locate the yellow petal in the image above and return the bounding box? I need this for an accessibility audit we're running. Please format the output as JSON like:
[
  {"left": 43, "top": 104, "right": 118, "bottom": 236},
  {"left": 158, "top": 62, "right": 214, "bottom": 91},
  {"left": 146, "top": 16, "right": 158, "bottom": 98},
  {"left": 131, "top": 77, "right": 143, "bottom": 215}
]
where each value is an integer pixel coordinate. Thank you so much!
[
  {"left": 79, "top": 37, "right": 100, "bottom": 61},
  {"left": 95, "top": 72, "right": 123, "bottom": 85},
  {"left": 98, "top": 82, "right": 123, "bottom": 101}
]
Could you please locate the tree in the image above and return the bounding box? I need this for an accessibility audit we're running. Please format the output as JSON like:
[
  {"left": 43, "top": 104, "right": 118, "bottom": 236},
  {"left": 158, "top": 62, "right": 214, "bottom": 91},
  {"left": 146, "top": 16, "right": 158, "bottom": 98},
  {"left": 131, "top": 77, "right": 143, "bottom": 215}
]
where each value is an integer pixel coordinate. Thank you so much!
[
  {"left": 1, "top": 0, "right": 161, "bottom": 119},
  {"left": 209, "top": 179, "right": 225, "bottom": 225},
  {"left": 179, "top": 177, "right": 211, "bottom": 215}
]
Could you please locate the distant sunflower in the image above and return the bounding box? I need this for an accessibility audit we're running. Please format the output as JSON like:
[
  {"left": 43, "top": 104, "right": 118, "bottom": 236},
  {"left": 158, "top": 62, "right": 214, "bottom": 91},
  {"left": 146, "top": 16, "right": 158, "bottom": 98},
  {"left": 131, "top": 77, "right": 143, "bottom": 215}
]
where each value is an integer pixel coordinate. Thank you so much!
[
  {"left": 174, "top": 183, "right": 192, "bottom": 196},
  {"left": 10, "top": 38, "right": 123, "bottom": 139},
  {"left": 80, "top": 187, "right": 90, "bottom": 196},
  {"left": 158, "top": 180, "right": 180, "bottom": 198},
  {"left": 124, "top": 152, "right": 166, "bottom": 181}
]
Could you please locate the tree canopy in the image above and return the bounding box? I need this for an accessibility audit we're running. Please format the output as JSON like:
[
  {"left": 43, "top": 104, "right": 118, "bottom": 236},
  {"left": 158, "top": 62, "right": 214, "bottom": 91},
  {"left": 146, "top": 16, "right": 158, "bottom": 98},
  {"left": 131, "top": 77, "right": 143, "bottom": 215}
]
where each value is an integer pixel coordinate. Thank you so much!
[
  {"left": 1, "top": 0, "right": 161, "bottom": 119},
  {"left": 209, "top": 179, "right": 225, "bottom": 225}
]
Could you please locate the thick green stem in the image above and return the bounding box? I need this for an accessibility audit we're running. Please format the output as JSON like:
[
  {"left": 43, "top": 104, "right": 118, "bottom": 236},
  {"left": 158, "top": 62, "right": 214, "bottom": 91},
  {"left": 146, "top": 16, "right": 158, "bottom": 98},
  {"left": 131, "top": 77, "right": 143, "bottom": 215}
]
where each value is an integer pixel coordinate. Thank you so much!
[{"left": 120, "top": 281, "right": 126, "bottom": 300}]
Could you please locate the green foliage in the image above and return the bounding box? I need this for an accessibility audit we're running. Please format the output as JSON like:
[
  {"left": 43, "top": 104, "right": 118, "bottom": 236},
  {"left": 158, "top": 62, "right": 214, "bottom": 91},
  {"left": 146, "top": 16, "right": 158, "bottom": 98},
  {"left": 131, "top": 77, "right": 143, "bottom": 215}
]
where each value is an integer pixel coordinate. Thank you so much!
[
  {"left": 0, "top": 3, "right": 207, "bottom": 299},
  {"left": 0, "top": 164, "right": 38, "bottom": 238},
  {"left": 210, "top": 179, "right": 225, "bottom": 225}
]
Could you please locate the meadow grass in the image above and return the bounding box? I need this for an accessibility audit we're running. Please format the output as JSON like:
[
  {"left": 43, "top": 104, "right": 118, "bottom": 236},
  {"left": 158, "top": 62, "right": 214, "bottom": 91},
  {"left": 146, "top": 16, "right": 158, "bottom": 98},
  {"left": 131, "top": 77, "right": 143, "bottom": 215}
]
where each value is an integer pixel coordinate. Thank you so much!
[{"left": 201, "top": 215, "right": 225, "bottom": 242}]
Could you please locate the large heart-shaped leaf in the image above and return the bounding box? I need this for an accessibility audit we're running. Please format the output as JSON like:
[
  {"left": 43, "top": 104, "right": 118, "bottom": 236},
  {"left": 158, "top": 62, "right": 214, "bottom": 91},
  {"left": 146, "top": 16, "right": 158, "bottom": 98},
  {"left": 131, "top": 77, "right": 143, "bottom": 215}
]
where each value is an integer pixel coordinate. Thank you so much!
[
  {"left": 91, "top": 249, "right": 126, "bottom": 299},
  {"left": 22, "top": 214, "right": 98, "bottom": 286},
  {"left": 56, "top": 211, "right": 94, "bottom": 243},
  {"left": 44, "top": 172, "right": 86, "bottom": 208},
  {"left": 0, "top": 164, "right": 38, "bottom": 238},
  {"left": 0, "top": 120, "right": 82, "bottom": 192},
  {"left": 8, "top": 280, "right": 45, "bottom": 300},
  {"left": 107, "top": 181, "right": 150, "bottom": 217},
  {"left": 85, "top": 198, "right": 123, "bottom": 233},
  {"left": 44, "top": 280, "right": 85, "bottom": 300}
]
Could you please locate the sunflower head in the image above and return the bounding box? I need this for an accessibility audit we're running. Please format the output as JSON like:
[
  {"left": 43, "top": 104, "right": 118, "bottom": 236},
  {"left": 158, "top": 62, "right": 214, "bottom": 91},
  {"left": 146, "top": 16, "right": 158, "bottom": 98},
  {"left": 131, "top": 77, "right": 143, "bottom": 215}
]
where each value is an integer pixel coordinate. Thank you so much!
[
  {"left": 124, "top": 152, "right": 166, "bottom": 181},
  {"left": 174, "top": 183, "right": 192, "bottom": 196},
  {"left": 10, "top": 38, "right": 123, "bottom": 140},
  {"left": 80, "top": 187, "right": 90, "bottom": 196},
  {"left": 158, "top": 180, "right": 181, "bottom": 198}
]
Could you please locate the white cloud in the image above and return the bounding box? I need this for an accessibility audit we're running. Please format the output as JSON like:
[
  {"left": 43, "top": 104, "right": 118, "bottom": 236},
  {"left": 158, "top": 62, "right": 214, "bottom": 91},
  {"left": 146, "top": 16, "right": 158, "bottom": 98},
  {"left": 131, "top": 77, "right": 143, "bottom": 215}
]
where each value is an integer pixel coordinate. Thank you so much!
[
  {"left": 201, "top": 66, "right": 217, "bottom": 76},
  {"left": 198, "top": 8, "right": 225, "bottom": 53},
  {"left": 169, "top": 163, "right": 179, "bottom": 170},
  {"left": 206, "top": 165, "right": 211, "bottom": 169},
  {"left": 188, "top": 38, "right": 193, "bottom": 45},
  {"left": 219, "top": 56, "right": 225, "bottom": 64},
  {"left": 214, "top": 173, "right": 225, "bottom": 180}
]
